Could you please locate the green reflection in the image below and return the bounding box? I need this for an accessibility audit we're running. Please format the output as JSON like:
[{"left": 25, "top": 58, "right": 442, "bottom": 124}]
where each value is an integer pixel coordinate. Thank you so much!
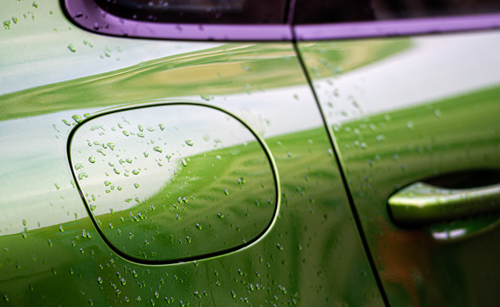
[
  {"left": 389, "top": 182, "right": 500, "bottom": 225},
  {"left": 300, "top": 33, "right": 500, "bottom": 306},
  {"left": 0, "top": 43, "right": 301, "bottom": 122},
  {"left": 69, "top": 104, "right": 278, "bottom": 262},
  {"left": 0, "top": 126, "right": 383, "bottom": 306},
  {"left": 299, "top": 38, "right": 411, "bottom": 79}
]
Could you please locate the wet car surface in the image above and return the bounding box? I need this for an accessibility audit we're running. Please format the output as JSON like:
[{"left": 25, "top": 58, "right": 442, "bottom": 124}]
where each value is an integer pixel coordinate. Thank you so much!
[{"left": 1, "top": 0, "right": 500, "bottom": 306}]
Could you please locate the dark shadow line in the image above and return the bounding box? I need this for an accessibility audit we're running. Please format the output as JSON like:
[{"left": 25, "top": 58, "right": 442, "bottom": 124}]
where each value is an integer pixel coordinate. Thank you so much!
[{"left": 292, "top": 41, "right": 391, "bottom": 307}]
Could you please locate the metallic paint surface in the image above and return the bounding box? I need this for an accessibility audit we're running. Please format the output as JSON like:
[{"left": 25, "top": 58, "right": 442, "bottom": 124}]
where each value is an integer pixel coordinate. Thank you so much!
[
  {"left": 299, "top": 31, "right": 500, "bottom": 306},
  {"left": 388, "top": 182, "right": 500, "bottom": 225},
  {"left": 68, "top": 103, "right": 280, "bottom": 263},
  {"left": 0, "top": 1, "right": 383, "bottom": 305}
]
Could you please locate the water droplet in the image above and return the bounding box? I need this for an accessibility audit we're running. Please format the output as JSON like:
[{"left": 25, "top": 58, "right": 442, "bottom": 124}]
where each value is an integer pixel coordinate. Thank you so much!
[
  {"left": 143, "top": 151, "right": 149, "bottom": 158},
  {"left": 72, "top": 114, "right": 83, "bottom": 123},
  {"left": 181, "top": 159, "right": 187, "bottom": 167},
  {"left": 123, "top": 131, "right": 130, "bottom": 137},
  {"left": 78, "top": 172, "right": 88, "bottom": 180},
  {"left": 3, "top": 20, "right": 11, "bottom": 30},
  {"left": 238, "top": 177, "right": 245, "bottom": 187},
  {"left": 132, "top": 169, "right": 140, "bottom": 175},
  {"left": 406, "top": 121, "right": 414, "bottom": 131},
  {"left": 88, "top": 156, "right": 96, "bottom": 163},
  {"left": 67, "top": 44, "right": 76, "bottom": 53},
  {"left": 200, "top": 94, "right": 210, "bottom": 101},
  {"left": 185, "top": 140, "right": 193, "bottom": 146},
  {"left": 32, "top": 2, "right": 38, "bottom": 8},
  {"left": 134, "top": 183, "right": 140, "bottom": 189},
  {"left": 196, "top": 223, "right": 202, "bottom": 230},
  {"left": 153, "top": 146, "right": 162, "bottom": 153}
]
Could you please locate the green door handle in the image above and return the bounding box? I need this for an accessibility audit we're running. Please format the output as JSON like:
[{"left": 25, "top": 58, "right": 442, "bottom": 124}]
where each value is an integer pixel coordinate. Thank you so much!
[{"left": 388, "top": 182, "right": 500, "bottom": 226}]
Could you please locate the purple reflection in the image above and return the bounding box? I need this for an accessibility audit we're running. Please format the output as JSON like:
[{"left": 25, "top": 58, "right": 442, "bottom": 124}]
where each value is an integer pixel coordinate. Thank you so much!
[
  {"left": 294, "top": 13, "right": 500, "bottom": 40},
  {"left": 65, "top": 0, "right": 292, "bottom": 41}
]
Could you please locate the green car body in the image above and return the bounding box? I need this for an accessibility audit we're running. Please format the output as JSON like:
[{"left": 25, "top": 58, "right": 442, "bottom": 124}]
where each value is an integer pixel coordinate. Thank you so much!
[
  {"left": 299, "top": 33, "right": 500, "bottom": 305},
  {"left": 1, "top": 0, "right": 500, "bottom": 306}
]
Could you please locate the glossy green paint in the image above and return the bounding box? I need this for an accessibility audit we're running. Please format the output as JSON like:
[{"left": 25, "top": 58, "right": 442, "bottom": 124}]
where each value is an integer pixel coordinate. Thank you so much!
[
  {"left": 299, "top": 33, "right": 500, "bottom": 306},
  {"left": 0, "top": 0, "right": 384, "bottom": 305},
  {"left": 70, "top": 104, "right": 279, "bottom": 262},
  {"left": 388, "top": 181, "right": 500, "bottom": 225}
]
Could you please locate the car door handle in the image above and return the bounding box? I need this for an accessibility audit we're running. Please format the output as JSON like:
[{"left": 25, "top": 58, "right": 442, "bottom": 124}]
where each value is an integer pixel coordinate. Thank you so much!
[{"left": 388, "top": 182, "right": 500, "bottom": 226}]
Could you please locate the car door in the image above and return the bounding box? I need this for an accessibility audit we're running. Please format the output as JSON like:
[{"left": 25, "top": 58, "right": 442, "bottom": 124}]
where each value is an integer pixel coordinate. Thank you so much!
[
  {"left": 296, "top": 2, "right": 500, "bottom": 306},
  {"left": 0, "top": 0, "right": 384, "bottom": 305}
]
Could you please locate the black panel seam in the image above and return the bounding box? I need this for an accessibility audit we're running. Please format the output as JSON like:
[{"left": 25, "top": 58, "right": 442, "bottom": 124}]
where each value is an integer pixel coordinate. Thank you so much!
[{"left": 292, "top": 41, "right": 391, "bottom": 307}]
